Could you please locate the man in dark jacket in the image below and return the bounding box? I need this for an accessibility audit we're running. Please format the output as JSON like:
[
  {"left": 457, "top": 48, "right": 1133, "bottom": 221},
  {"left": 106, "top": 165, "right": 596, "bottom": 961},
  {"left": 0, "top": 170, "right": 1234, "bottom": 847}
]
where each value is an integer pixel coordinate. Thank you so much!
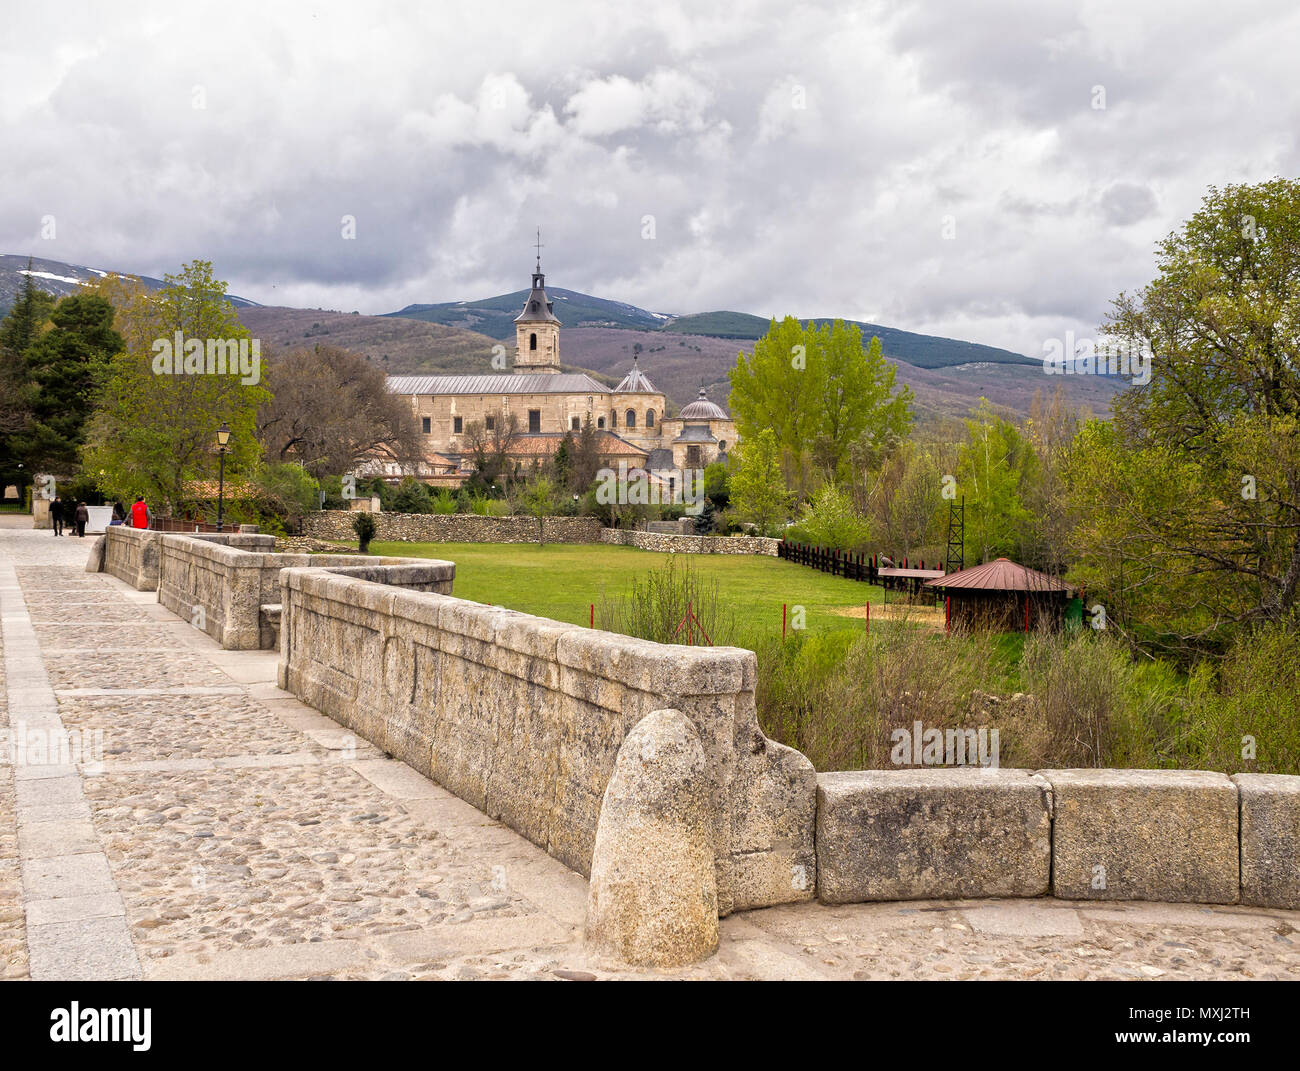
[
  {"left": 74, "top": 501, "right": 89, "bottom": 538},
  {"left": 50, "top": 496, "right": 64, "bottom": 536}
]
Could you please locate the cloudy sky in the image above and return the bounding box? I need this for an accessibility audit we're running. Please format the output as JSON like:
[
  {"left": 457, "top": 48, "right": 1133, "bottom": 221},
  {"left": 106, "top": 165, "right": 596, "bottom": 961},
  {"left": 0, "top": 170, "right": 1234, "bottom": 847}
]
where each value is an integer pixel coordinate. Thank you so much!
[{"left": 3, "top": 0, "right": 1297, "bottom": 356}]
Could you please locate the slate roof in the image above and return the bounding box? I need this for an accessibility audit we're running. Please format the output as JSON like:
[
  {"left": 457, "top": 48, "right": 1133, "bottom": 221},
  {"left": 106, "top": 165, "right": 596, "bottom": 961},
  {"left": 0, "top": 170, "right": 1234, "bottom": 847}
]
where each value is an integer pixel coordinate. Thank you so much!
[
  {"left": 388, "top": 374, "right": 608, "bottom": 395},
  {"left": 678, "top": 386, "right": 728, "bottom": 420},
  {"left": 614, "top": 356, "right": 658, "bottom": 393}
]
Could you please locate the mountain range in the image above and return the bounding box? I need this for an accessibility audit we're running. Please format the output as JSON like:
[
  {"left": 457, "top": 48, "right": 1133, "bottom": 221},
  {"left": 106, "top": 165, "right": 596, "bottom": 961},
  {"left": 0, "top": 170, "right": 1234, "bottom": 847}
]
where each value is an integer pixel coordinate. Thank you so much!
[{"left": 3, "top": 255, "right": 1122, "bottom": 427}]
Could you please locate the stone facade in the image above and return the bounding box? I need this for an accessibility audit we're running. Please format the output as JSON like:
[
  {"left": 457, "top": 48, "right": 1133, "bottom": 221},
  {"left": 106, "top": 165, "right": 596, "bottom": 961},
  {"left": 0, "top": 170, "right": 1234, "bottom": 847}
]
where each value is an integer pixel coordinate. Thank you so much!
[
  {"left": 303, "top": 511, "right": 605, "bottom": 544},
  {"left": 385, "top": 261, "right": 735, "bottom": 477},
  {"left": 276, "top": 566, "right": 817, "bottom": 916}
]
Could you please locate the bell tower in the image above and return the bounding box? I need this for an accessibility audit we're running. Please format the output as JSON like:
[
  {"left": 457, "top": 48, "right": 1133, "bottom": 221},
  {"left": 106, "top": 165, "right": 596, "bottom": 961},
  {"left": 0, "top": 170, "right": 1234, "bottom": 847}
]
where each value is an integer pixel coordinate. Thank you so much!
[{"left": 513, "top": 230, "right": 561, "bottom": 374}]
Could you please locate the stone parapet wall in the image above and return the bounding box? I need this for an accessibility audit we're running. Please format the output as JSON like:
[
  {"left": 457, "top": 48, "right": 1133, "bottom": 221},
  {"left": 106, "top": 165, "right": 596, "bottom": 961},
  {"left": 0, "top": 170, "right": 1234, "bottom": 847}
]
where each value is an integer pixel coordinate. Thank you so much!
[
  {"left": 599, "top": 528, "right": 780, "bottom": 555},
  {"left": 277, "top": 566, "right": 817, "bottom": 915},
  {"left": 816, "top": 768, "right": 1300, "bottom": 910},
  {"left": 156, "top": 534, "right": 451, "bottom": 650},
  {"left": 302, "top": 511, "right": 604, "bottom": 544},
  {"left": 103, "top": 526, "right": 275, "bottom": 591}
]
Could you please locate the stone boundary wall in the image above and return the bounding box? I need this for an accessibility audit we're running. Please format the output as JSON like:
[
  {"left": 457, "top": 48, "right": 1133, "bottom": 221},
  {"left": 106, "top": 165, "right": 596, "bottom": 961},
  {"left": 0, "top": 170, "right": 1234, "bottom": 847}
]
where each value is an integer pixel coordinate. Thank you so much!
[
  {"left": 599, "top": 529, "right": 780, "bottom": 555},
  {"left": 816, "top": 768, "right": 1300, "bottom": 910},
  {"left": 301, "top": 510, "right": 781, "bottom": 554},
  {"left": 277, "top": 566, "right": 817, "bottom": 916},
  {"left": 103, "top": 525, "right": 274, "bottom": 591},
  {"left": 156, "top": 535, "right": 452, "bottom": 650},
  {"left": 302, "top": 511, "right": 604, "bottom": 544}
]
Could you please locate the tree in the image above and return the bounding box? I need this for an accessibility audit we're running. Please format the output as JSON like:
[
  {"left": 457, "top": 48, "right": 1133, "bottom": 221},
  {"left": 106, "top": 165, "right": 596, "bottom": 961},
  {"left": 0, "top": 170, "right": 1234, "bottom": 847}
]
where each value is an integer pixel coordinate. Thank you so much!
[
  {"left": 520, "top": 472, "right": 558, "bottom": 545},
  {"left": 729, "top": 427, "right": 794, "bottom": 536},
  {"left": 10, "top": 294, "right": 123, "bottom": 474},
  {"left": 257, "top": 343, "right": 422, "bottom": 476},
  {"left": 0, "top": 263, "right": 56, "bottom": 478},
  {"left": 81, "top": 261, "right": 268, "bottom": 513},
  {"left": 1066, "top": 178, "right": 1300, "bottom": 648},
  {"left": 0, "top": 261, "right": 56, "bottom": 356},
  {"left": 789, "top": 482, "right": 872, "bottom": 551},
  {"left": 462, "top": 408, "right": 519, "bottom": 491},
  {"left": 390, "top": 477, "right": 433, "bottom": 514},
  {"left": 956, "top": 398, "right": 1038, "bottom": 564},
  {"left": 252, "top": 462, "right": 320, "bottom": 522},
  {"left": 729, "top": 317, "right": 912, "bottom": 497}
]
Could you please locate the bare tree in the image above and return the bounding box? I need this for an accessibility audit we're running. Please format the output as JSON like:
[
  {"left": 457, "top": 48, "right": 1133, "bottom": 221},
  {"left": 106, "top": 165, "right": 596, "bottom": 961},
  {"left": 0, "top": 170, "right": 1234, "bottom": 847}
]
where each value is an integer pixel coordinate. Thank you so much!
[{"left": 257, "top": 343, "right": 422, "bottom": 475}]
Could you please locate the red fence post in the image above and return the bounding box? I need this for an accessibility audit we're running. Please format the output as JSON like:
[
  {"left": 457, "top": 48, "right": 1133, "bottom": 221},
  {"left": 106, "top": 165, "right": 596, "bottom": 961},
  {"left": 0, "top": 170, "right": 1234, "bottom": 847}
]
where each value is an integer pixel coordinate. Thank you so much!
[{"left": 590, "top": 603, "right": 594, "bottom": 629}]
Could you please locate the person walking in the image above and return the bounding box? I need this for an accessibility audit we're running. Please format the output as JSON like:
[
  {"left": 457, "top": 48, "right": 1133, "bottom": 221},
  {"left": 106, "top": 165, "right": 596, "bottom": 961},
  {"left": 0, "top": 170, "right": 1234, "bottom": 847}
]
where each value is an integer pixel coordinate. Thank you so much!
[
  {"left": 130, "top": 495, "right": 150, "bottom": 530},
  {"left": 74, "top": 501, "right": 89, "bottom": 538},
  {"left": 51, "top": 495, "right": 64, "bottom": 536}
]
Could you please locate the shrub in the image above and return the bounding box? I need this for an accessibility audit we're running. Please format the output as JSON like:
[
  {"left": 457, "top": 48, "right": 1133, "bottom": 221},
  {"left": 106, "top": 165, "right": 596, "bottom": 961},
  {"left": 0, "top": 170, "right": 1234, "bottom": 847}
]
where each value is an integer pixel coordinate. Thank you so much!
[
  {"left": 429, "top": 489, "right": 458, "bottom": 515},
  {"left": 352, "top": 511, "right": 377, "bottom": 552},
  {"left": 786, "top": 483, "right": 872, "bottom": 551},
  {"left": 389, "top": 478, "right": 433, "bottom": 514}
]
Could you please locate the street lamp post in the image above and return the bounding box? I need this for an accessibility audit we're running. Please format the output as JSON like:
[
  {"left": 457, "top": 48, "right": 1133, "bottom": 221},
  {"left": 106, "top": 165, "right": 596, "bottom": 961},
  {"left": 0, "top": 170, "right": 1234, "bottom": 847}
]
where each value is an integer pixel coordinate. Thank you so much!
[{"left": 216, "top": 422, "right": 231, "bottom": 532}]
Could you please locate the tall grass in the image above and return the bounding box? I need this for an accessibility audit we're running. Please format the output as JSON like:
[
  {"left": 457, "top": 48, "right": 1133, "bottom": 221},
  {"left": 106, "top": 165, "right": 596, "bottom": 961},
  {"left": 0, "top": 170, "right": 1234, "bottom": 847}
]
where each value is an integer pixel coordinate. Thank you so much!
[{"left": 598, "top": 554, "right": 736, "bottom": 647}]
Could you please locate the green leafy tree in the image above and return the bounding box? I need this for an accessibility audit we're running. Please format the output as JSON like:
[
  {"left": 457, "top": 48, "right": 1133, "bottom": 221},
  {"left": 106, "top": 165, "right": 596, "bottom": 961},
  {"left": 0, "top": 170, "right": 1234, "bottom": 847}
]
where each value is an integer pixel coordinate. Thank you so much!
[
  {"left": 729, "top": 317, "right": 912, "bottom": 496},
  {"left": 729, "top": 427, "right": 793, "bottom": 536},
  {"left": 957, "top": 398, "right": 1038, "bottom": 564},
  {"left": 0, "top": 264, "right": 56, "bottom": 479},
  {"left": 252, "top": 462, "right": 319, "bottom": 521},
  {"left": 82, "top": 261, "right": 268, "bottom": 513},
  {"left": 520, "top": 472, "right": 558, "bottom": 545},
  {"left": 788, "top": 482, "right": 873, "bottom": 551},
  {"left": 0, "top": 262, "right": 56, "bottom": 356},
  {"left": 1066, "top": 178, "right": 1300, "bottom": 648}
]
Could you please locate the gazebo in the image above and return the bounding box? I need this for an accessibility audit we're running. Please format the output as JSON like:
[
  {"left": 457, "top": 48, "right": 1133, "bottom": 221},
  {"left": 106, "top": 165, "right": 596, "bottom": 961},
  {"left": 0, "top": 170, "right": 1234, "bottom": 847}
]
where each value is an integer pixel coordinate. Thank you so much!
[{"left": 924, "top": 557, "right": 1076, "bottom": 632}]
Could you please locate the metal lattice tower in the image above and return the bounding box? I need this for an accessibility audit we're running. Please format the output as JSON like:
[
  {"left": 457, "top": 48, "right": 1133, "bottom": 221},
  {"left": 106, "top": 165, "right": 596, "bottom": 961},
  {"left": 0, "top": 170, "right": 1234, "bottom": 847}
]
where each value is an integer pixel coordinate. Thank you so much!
[{"left": 945, "top": 495, "right": 965, "bottom": 574}]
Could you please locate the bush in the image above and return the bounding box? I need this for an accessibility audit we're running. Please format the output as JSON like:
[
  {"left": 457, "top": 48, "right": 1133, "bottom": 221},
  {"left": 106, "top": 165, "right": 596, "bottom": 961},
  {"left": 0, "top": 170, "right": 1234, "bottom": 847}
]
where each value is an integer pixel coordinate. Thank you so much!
[
  {"left": 352, "top": 511, "right": 377, "bottom": 552},
  {"left": 754, "top": 617, "right": 1002, "bottom": 771},
  {"left": 253, "top": 462, "right": 319, "bottom": 520},
  {"left": 389, "top": 478, "right": 433, "bottom": 514},
  {"left": 430, "top": 489, "right": 458, "bottom": 514},
  {"left": 786, "top": 483, "right": 872, "bottom": 551}
]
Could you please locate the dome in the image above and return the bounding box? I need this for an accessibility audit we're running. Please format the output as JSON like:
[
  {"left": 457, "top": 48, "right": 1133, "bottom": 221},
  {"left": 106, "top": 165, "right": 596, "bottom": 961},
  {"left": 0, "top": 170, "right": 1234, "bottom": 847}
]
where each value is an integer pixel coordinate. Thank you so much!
[{"left": 678, "top": 387, "right": 727, "bottom": 421}]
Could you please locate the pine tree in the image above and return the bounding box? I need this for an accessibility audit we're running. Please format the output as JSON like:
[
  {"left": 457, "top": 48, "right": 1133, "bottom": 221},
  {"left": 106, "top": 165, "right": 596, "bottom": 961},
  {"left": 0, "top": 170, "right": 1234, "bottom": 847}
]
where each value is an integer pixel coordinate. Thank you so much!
[{"left": 11, "top": 294, "right": 123, "bottom": 473}]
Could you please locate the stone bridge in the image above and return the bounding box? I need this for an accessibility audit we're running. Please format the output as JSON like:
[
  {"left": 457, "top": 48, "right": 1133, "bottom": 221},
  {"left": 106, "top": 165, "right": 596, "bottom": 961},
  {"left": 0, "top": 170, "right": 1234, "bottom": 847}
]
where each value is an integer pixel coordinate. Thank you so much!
[{"left": 0, "top": 517, "right": 1296, "bottom": 980}]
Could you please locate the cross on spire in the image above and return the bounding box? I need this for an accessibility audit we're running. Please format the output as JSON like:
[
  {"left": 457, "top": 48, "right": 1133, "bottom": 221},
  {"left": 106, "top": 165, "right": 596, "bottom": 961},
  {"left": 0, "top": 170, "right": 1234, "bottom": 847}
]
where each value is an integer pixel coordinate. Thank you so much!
[{"left": 534, "top": 227, "right": 544, "bottom": 269}]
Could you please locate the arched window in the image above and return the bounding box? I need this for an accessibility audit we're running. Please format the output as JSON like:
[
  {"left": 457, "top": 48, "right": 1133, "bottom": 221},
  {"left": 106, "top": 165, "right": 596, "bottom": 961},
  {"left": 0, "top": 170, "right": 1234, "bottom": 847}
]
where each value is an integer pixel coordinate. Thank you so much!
[
  {"left": 597, "top": 417, "right": 605, "bottom": 429},
  {"left": 529, "top": 332, "right": 537, "bottom": 351},
  {"left": 646, "top": 409, "right": 656, "bottom": 427},
  {"left": 610, "top": 411, "right": 617, "bottom": 427},
  {"left": 625, "top": 409, "right": 636, "bottom": 428}
]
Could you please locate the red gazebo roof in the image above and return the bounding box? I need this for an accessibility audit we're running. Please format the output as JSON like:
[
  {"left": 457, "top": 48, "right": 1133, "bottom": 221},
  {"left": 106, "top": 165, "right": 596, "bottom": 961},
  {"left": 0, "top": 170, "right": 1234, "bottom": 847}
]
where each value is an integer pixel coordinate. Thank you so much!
[{"left": 924, "top": 557, "right": 1074, "bottom": 593}]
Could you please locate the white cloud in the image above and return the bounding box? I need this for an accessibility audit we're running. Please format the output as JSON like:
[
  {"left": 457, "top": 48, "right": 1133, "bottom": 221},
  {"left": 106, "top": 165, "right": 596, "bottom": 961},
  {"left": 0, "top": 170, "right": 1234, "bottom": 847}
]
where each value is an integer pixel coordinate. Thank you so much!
[{"left": 0, "top": 0, "right": 1296, "bottom": 358}]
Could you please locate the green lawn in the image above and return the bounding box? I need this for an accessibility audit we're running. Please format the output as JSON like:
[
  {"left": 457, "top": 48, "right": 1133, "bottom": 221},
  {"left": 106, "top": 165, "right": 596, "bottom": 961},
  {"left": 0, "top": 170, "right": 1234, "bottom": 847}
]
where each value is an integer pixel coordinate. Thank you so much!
[{"left": 368, "top": 540, "right": 883, "bottom": 642}]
